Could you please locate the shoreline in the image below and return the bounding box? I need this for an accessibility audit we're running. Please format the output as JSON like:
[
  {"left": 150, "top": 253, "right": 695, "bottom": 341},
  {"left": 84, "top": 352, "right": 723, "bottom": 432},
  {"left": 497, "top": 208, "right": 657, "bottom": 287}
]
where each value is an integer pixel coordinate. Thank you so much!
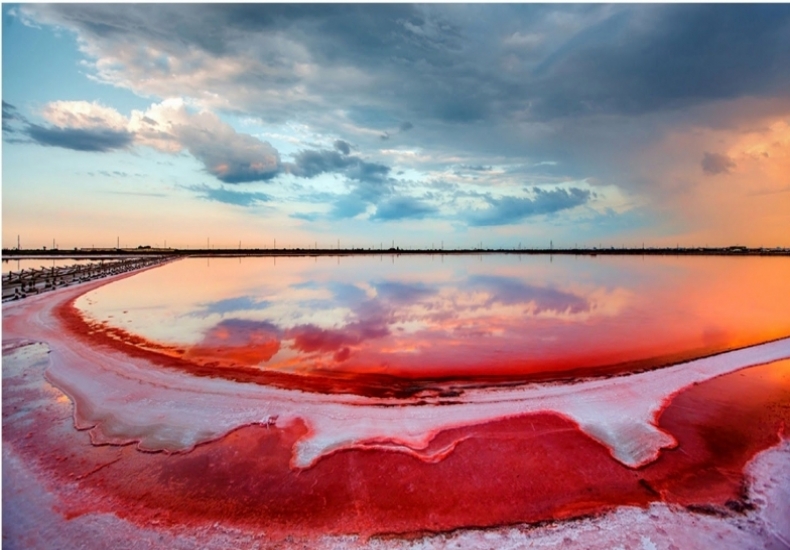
[
  {"left": 3, "top": 246, "right": 790, "bottom": 259},
  {"left": 3, "top": 264, "right": 789, "bottom": 547},
  {"left": 3, "top": 335, "right": 789, "bottom": 547}
]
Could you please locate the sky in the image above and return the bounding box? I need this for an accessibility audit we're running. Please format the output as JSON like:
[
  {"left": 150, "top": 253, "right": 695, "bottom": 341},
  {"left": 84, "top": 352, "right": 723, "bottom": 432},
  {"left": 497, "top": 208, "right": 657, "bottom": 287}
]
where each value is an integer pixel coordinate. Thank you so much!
[{"left": 2, "top": 3, "right": 790, "bottom": 250}]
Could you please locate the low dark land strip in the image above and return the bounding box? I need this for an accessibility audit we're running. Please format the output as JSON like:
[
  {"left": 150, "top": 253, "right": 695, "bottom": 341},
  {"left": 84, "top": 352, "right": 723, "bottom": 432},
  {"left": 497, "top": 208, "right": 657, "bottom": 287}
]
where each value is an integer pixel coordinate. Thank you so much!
[{"left": 3, "top": 245, "right": 789, "bottom": 259}]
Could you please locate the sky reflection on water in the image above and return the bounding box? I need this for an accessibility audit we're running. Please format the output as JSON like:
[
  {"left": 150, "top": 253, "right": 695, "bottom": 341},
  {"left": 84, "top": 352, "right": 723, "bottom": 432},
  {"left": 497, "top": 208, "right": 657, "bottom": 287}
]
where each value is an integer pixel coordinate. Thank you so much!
[{"left": 76, "top": 254, "right": 790, "bottom": 383}]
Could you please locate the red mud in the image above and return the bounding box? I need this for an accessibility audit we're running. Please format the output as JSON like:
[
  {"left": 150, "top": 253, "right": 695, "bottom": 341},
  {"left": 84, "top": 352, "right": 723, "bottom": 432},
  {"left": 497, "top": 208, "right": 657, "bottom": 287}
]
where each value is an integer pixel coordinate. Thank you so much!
[
  {"left": 4, "top": 341, "right": 789, "bottom": 539},
  {"left": 4, "top": 274, "right": 789, "bottom": 540}
]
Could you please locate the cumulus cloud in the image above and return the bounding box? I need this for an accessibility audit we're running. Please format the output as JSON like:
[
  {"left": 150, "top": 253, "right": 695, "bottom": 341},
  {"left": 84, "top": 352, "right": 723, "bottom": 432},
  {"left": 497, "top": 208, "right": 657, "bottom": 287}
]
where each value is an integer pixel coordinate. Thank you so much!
[
  {"left": 129, "top": 99, "right": 281, "bottom": 183},
  {"left": 177, "top": 112, "right": 281, "bottom": 183},
  {"left": 18, "top": 5, "right": 790, "bottom": 172},
  {"left": 20, "top": 99, "right": 281, "bottom": 182},
  {"left": 41, "top": 100, "right": 128, "bottom": 130},
  {"left": 20, "top": 4, "right": 790, "bottom": 144},
  {"left": 281, "top": 147, "right": 442, "bottom": 222},
  {"left": 287, "top": 148, "right": 390, "bottom": 185},
  {"left": 701, "top": 152, "right": 736, "bottom": 175},
  {"left": 3, "top": 100, "right": 131, "bottom": 151},
  {"left": 11, "top": 4, "right": 790, "bottom": 237},
  {"left": 25, "top": 124, "right": 133, "bottom": 152},
  {"left": 467, "top": 187, "right": 591, "bottom": 226},
  {"left": 18, "top": 98, "right": 424, "bottom": 216}
]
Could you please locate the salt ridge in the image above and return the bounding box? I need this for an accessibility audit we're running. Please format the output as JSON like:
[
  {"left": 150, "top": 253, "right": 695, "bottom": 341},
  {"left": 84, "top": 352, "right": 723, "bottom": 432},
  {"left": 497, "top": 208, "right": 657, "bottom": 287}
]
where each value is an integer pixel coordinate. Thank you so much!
[{"left": 4, "top": 277, "right": 790, "bottom": 470}]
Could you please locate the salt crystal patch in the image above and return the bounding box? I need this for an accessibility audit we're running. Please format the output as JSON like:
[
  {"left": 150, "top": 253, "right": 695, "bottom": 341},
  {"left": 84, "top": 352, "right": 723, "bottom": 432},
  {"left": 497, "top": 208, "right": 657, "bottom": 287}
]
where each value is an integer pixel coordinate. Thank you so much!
[
  {"left": 6, "top": 279, "right": 790, "bottom": 470},
  {"left": 43, "top": 328, "right": 790, "bottom": 469}
]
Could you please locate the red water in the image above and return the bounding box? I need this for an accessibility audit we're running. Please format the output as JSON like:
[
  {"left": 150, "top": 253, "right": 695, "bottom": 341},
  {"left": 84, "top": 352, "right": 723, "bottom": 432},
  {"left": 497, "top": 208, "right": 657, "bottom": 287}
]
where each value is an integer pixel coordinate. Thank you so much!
[
  {"left": 70, "top": 256, "right": 790, "bottom": 396},
  {"left": 4, "top": 255, "right": 790, "bottom": 540},
  {"left": 4, "top": 347, "right": 788, "bottom": 539}
]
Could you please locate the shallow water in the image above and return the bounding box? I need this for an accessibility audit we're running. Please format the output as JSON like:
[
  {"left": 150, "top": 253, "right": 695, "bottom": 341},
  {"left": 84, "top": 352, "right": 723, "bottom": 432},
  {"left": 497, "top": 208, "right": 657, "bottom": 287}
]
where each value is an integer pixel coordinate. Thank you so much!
[{"left": 75, "top": 254, "right": 790, "bottom": 391}]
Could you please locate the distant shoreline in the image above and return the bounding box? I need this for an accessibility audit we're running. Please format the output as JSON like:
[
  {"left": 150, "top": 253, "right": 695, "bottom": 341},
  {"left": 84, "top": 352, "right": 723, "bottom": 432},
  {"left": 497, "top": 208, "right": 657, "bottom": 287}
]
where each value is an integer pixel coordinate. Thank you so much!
[{"left": 3, "top": 246, "right": 789, "bottom": 258}]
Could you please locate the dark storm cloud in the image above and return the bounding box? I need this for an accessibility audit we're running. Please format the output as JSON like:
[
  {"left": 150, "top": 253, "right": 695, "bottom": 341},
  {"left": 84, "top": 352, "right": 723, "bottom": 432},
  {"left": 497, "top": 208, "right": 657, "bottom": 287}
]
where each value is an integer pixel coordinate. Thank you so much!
[
  {"left": 527, "top": 5, "right": 790, "bottom": 119},
  {"left": 25, "top": 124, "right": 133, "bottom": 152},
  {"left": 467, "top": 187, "right": 591, "bottom": 227},
  {"left": 701, "top": 152, "right": 736, "bottom": 176},
  {"left": 187, "top": 184, "right": 270, "bottom": 207},
  {"left": 19, "top": 3, "right": 790, "bottom": 229},
  {"left": 27, "top": 4, "right": 790, "bottom": 126}
]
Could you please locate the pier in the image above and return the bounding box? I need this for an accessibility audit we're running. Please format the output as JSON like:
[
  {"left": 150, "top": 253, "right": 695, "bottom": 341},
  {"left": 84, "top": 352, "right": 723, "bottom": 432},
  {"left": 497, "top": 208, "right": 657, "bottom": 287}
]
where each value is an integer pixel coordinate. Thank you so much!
[{"left": 1, "top": 256, "right": 173, "bottom": 302}]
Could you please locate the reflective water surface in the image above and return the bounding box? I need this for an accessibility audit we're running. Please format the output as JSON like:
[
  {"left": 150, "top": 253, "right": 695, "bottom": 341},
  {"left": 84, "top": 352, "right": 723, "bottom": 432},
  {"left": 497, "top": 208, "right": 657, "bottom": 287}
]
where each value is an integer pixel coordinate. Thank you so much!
[
  {"left": 4, "top": 253, "right": 789, "bottom": 539},
  {"left": 75, "top": 254, "right": 790, "bottom": 391}
]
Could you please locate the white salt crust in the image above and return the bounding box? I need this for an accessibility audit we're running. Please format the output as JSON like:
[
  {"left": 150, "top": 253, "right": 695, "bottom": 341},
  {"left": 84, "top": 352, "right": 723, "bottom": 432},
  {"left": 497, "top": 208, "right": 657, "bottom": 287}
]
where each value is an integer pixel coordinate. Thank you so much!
[
  {"left": 3, "top": 344, "right": 789, "bottom": 550},
  {"left": 3, "top": 279, "right": 790, "bottom": 548},
  {"left": 4, "top": 277, "right": 790, "bottom": 470}
]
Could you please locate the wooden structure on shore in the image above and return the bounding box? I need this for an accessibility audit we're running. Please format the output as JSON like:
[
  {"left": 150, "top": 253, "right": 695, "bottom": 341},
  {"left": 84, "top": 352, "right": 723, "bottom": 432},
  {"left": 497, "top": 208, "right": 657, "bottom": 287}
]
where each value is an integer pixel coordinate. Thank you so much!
[{"left": 2, "top": 256, "right": 173, "bottom": 302}]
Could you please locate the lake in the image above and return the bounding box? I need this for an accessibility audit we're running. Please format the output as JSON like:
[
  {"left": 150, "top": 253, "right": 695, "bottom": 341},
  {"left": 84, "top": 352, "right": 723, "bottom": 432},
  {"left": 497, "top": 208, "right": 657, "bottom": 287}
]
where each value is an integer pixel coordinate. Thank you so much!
[
  {"left": 3, "top": 253, "right": 789, "bottom": 542},
  {"left": 75, "top": 254, "right": 790, "bottom": 392}
]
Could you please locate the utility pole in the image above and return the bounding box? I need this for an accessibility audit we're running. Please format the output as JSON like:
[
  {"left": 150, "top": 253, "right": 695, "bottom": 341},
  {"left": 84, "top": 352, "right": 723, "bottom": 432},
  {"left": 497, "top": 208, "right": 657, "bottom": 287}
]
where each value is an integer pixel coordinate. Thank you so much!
[{"left": 117, "top": 236, "right": 119, "bottom": 249}]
